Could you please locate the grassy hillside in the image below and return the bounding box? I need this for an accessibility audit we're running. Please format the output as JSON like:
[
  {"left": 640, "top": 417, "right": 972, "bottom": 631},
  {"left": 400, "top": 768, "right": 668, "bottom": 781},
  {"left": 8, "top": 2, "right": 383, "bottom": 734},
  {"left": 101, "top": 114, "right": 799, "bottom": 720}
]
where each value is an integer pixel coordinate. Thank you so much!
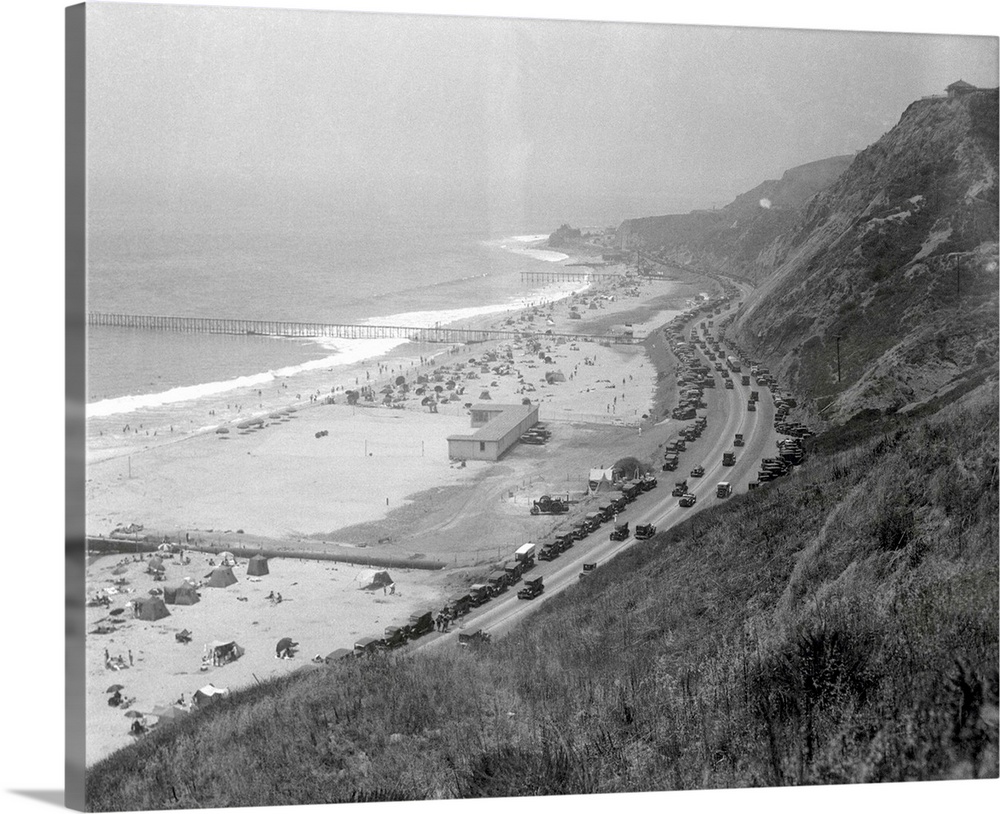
[{"left": 86, "top": 383, "right": 999, "bottom": 809}]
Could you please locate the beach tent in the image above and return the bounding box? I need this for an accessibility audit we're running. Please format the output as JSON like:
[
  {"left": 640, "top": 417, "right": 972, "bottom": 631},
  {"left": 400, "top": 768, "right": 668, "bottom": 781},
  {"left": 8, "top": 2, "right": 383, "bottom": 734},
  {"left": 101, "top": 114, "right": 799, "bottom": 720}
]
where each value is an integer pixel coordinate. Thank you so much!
[
  {"left": 545, "top": 371, "right": 567, "bottom": 384},
  {"left": 588, "top": 468, "right": 617, "bottom": 492},
  {"left": 203, "top": 566, "right": 238, "bottom": 588},
  {"left": 147, "top": 557, "right": 165, "bottom": 574},
  {"left": 163, "top": 583, "right": 200, "bottom": 606},
  {"left": 133, "top": 596, "right": 170, "bottom": 621},
  {"left": 354, "top": 569, "right": 393, "bottom": 591},
  {"left": 479, "top": 390, "right": 492, "bottom": 400},
  {"left": 150, "top": 705, "right": 190, "bottom": 723},
  {"left": 246, "top": 554, "right": 270, "bottom": 576},
  {"left": 219, "top": 551, "right": 236, "bottom": 567},
  {"left": 193, "top": 683, "right": 230, "bottom": 708},
  {"left": 206, "top": 640, "right": 244, "bottom": 666}
]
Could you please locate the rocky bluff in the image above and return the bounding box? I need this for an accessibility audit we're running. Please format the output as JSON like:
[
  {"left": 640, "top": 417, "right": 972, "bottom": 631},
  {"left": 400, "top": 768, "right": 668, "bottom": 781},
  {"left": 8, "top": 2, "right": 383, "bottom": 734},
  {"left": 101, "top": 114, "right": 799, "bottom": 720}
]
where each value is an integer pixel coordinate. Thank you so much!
[{"left": 618, "top": 89, "right": 998, "bottom": 423}]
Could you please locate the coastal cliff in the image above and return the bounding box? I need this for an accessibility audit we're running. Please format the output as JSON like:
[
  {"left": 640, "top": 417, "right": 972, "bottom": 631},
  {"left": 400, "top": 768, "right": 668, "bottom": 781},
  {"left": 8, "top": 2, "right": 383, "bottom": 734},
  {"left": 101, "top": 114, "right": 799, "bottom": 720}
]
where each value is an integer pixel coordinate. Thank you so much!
[
  {"left": 617, "top": 154, "right": 854, "bottom": 278},
  {"left": 621, "top": 90, "right": 999, "bottom": 423}
]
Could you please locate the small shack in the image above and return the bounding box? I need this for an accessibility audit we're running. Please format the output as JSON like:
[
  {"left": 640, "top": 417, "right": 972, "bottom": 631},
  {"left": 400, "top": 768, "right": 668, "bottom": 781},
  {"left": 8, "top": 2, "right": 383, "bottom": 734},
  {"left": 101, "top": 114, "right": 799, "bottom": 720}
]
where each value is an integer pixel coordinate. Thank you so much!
[
  {"left": 246, "top": 554, "right": 270, "bottom": 577},
  {"left": 946, "top": 79, "right": 978, "bottom": 97}
]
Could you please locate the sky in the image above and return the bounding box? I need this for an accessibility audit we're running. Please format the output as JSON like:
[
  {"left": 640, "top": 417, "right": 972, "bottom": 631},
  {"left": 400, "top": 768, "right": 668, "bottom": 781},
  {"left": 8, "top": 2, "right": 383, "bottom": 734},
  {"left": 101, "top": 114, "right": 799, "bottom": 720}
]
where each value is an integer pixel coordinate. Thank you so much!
[{"left": 85, "top": 2, "right": 999, "bottom": 225}]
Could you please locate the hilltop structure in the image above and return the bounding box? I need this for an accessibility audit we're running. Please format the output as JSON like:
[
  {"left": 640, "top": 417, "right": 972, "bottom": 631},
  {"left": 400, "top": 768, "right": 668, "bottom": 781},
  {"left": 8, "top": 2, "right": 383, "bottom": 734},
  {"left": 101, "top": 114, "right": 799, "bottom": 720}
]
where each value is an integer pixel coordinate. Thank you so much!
[{"left": 946, "top": 79, "right": 978, "bottom": 97}]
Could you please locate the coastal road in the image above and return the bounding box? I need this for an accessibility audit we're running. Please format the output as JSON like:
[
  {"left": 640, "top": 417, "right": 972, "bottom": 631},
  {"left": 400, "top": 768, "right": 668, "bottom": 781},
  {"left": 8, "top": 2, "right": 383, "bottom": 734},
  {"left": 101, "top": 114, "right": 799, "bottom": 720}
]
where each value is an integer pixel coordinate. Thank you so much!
[{"left": 415, "top": 295, "right": 787, "bottom": 650}]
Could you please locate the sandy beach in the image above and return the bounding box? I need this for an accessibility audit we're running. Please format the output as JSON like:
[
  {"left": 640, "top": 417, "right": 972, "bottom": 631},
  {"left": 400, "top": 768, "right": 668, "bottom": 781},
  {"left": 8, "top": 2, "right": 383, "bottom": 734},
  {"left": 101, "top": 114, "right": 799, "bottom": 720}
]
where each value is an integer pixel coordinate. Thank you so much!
[
  {"left": 85, "top": 243, "right": 715, "bottom": 765},
  {"left": 86, "top": 550, "right": 450, "bottom": 766}
]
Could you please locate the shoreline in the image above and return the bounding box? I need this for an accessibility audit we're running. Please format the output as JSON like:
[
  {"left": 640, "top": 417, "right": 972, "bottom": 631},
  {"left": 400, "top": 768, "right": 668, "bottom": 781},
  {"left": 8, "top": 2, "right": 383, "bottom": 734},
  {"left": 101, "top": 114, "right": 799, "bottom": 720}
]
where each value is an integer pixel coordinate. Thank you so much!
[
  {"left": 85, "top": 264, "right": 707, "bottom": 544},
  {"left": 85, "top": 237, "right": 591, "bottom": 419},
  {"left": 84, "top": 242, "right": 628, "bottom": 463}
]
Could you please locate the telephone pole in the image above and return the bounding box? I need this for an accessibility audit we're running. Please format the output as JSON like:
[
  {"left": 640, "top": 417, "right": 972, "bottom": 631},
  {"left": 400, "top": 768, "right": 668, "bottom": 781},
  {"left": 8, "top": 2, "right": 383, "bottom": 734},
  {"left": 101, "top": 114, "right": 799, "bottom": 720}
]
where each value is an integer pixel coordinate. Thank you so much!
[{"left": 835, "top": 334, "right": 842, "bottom": 384}]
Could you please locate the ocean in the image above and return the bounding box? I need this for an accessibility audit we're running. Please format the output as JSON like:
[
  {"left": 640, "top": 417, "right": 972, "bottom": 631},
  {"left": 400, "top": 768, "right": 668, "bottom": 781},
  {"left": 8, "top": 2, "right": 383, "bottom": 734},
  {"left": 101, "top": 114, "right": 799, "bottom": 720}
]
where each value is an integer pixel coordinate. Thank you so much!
[{"left": 86, "top": 196, "right": 611, "bottom": 419}]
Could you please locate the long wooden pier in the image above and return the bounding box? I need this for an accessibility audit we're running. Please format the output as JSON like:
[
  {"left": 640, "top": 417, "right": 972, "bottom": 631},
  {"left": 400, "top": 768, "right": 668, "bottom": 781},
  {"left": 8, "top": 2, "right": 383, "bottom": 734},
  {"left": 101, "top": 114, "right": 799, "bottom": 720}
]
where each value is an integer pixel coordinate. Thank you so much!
[
  {"left": 87, "top": 312, "right": 637, "bottom": 345},
  {"left": 520, "top": 270, "right": 622, "bottom": 283}
]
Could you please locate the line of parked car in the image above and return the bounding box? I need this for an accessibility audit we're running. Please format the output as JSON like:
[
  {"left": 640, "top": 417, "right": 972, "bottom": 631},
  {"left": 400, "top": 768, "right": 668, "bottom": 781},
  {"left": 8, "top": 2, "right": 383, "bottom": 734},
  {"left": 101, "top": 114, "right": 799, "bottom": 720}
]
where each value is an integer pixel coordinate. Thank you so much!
[{"left": 341, "top": 542, "right": 544, "bottom": 660}]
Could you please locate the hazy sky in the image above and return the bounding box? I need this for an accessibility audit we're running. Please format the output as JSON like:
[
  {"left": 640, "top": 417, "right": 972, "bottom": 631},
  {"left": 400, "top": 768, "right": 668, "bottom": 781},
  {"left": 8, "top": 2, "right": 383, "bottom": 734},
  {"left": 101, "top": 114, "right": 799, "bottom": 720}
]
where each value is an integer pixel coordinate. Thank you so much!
[{"left": 86, "top": 2, "right": 998, "bottom": 224}]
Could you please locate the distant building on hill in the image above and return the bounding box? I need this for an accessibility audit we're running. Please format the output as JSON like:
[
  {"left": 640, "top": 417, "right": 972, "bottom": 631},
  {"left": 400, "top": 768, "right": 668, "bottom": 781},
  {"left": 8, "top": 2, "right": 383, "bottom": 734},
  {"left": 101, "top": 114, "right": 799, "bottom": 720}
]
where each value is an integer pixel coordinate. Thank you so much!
[{"left": 947, "top": 79, "right": 978, "bottom": 97}]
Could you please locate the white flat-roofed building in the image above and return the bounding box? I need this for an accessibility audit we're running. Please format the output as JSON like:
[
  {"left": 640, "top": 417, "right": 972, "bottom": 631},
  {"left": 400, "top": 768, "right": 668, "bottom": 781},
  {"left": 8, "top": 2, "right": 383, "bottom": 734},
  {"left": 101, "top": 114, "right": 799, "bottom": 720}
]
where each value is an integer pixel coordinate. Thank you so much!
[{"left": 447, "top": 402, "right": 539, "bottom": 461}]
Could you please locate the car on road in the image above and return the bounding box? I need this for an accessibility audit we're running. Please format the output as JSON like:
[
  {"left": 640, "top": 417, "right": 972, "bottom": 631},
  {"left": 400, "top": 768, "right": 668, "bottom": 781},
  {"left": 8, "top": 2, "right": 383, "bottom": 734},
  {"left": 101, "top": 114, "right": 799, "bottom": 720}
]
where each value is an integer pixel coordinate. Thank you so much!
[
  {"left": 690, "top": 466, "right": 705, "bottom": 478},
  {"left": 517, "top": 576, "right": 544, "bottom": 600},
  {"left": 458, "top": 629, "right": 491, "bottom": 647},
  {"left": 679, "top": 493, "right": 697, "bottom": 507},
  {"left": 609, "top": 522, "right": 630, "bottom": 541},
  {"left": 555, "top": 533, "right": 575, "bottom": 552},
  {"left": 716, "top": 482, "right": 732, "bottom": 498},
  {"left": 634, "top": 523, "right": 656, "bottom": 540},
  {"left": 519, "top": 434, "right": 546, "bottom": 444},
  {"left": 354, "top": 636, "right": 385, "bottom": 657}
]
